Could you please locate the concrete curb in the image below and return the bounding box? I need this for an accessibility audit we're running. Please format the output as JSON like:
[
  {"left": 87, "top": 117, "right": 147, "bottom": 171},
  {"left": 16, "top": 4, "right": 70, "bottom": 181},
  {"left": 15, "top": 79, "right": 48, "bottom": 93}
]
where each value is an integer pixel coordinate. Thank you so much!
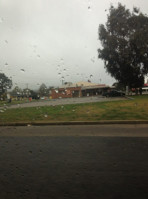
[{"left": 0, "top": 120, "right": 148, "bottom": 126}]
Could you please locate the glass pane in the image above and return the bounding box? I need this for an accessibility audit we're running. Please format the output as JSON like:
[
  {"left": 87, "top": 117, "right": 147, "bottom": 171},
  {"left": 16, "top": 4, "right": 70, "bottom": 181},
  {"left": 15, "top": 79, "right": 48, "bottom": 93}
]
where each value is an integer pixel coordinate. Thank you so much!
[{"left": 0, "top": 0, "right": 148, "bottom": 122}]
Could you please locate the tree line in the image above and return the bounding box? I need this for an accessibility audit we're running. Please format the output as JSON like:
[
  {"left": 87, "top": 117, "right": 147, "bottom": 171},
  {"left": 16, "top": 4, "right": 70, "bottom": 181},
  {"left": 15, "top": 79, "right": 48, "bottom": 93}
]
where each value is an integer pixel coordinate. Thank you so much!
[
  {"left": 11, "top": 83, "right": 53, "bottom": 99},
  {"left": 0, "top": 73, "right": 53, "bottom": 100}
]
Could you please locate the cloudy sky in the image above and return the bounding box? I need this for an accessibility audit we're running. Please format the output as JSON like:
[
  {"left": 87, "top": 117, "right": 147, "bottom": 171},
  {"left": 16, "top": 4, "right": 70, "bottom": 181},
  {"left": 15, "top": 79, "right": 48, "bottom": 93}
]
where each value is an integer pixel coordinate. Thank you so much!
[{"left": 0, "top": 0, "right": 148, "bottom": 89}]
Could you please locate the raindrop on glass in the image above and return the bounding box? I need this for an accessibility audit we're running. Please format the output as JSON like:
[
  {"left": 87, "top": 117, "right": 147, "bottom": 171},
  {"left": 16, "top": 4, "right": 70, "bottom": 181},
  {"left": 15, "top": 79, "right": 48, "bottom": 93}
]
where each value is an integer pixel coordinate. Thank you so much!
[
  {"left": 91, "top": 57, "right": 95, "bottom": 63},
  {"left": 20, "top": 69, "right": 25, "bottom": 72},
  {"left": 0, "top": 17, "right": 4, "bottom": 23},
  {"left": 133, "top": 7, "right": 140, "bottom": 16},
  {"left": 61, "top": 76, "right": 65, "bottom": 80}
]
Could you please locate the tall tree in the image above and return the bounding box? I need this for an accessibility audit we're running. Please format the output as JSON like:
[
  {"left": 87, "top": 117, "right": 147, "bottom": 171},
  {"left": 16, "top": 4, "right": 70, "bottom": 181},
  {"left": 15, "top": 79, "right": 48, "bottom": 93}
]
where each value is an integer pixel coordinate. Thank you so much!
[
  {"left": 0, "top": 73, "right": 12, "bottom": 95},
  {"left": 98, "top": 3, "right": 148, "bottom": 88}
]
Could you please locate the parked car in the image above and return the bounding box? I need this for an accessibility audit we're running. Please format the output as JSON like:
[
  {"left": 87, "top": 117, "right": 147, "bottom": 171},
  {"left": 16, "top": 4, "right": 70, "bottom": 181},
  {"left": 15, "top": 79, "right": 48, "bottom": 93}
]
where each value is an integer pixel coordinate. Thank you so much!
[{"left": 102, "top": 90, "right": 125, "bottom": 97}]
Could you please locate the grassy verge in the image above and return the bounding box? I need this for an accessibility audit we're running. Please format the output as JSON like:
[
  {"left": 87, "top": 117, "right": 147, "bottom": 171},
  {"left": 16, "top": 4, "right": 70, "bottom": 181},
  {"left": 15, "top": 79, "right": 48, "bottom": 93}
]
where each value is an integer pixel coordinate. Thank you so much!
[
  {"left": 0, "top": 95, "right": 148, "bottom": 123},
  {"left": 0, "top": 99, "right": 38, "bottom": 107}
]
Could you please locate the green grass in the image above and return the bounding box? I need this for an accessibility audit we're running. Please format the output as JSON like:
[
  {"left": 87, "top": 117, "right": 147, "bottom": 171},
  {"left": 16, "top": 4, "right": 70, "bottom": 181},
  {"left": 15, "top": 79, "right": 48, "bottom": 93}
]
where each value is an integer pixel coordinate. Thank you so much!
[
  {"left": 0, "top": 95, "right": 148, "bottom": 123},
  {"left": 0, "top": 99, "right": 36, "bottom": 106}
]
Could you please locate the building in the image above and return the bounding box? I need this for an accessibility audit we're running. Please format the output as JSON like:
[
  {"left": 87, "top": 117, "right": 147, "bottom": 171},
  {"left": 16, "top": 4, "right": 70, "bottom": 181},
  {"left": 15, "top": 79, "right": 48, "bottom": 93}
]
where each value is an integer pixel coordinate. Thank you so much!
[
  {"left": 51, "top": 86, "right": 81, "bottom": 99},
  {"left": 50, "top": 81, "right": 111, "bottom": 99},
  {"left": 74, "top": 81, "right": 110, "bottom": 97}
]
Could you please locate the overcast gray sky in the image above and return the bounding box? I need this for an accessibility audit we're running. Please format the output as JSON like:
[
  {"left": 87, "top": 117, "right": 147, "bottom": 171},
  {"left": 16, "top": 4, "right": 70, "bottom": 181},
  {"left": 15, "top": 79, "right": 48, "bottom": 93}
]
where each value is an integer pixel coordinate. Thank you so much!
[{"left": 0, "top": 0, "right": 148, "bottom": 89}]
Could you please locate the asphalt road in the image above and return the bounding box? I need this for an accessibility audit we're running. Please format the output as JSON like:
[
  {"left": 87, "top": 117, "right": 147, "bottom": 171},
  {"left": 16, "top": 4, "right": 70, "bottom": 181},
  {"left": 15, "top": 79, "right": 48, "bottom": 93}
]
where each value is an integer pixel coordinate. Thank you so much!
[
  {"left": 0, "top": 124, "right": 148, "bottom": 199},
  {"left": 2, "top": 96, "right": 126, "bottom": 109}
]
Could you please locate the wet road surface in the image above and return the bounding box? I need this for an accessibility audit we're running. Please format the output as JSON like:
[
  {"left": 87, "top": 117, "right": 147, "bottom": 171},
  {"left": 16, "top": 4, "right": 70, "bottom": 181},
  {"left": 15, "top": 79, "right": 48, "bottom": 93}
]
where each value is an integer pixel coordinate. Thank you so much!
[
  {"left": 0, "top": 125, "right": 148, "bottom": 199},
  {"left": 2, "top": 96, "right": 126, "bottom": 109}
]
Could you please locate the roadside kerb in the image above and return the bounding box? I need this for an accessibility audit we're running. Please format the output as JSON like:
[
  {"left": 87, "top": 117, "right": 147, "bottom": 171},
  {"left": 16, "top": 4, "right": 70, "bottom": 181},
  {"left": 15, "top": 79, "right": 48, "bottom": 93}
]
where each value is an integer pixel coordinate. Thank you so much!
[{"left": 0, "top": 120, "right": 148, "bottom": 126}]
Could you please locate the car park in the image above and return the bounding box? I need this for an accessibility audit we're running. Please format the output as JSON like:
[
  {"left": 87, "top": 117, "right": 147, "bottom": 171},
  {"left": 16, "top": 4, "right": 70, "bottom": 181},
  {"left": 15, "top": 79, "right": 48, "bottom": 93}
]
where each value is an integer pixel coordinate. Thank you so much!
[{"left": 102, "top": 90, "right": 125, "bottom": 97}]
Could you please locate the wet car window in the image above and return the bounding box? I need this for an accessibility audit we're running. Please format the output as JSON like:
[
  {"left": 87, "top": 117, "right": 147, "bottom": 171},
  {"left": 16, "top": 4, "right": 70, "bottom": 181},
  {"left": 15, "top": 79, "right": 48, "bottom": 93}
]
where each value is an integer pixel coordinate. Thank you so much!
[{"left": 0, "top": 0, "right": 148, "bottom": 122}]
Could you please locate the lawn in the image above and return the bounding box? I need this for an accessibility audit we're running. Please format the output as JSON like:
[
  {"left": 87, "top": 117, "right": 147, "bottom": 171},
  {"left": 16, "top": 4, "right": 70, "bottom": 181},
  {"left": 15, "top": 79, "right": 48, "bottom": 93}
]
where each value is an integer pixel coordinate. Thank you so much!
[
  {"left": 0, "top": 99, "right": 36, "bottom": 107},
  {"left": 0, "top": 95, "right": 148, "bottom": 123}
]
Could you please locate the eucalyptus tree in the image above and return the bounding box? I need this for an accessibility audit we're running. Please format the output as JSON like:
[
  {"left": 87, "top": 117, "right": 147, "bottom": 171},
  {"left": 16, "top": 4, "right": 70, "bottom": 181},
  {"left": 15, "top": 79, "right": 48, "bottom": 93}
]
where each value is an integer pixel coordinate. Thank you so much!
[{"left": 98, "top": 3, "right": 148, "bottom": 88}]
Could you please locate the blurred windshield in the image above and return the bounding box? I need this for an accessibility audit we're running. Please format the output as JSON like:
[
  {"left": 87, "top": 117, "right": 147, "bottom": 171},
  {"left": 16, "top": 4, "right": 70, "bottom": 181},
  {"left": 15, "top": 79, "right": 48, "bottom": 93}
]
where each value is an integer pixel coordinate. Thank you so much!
[{"left": 0, "top": 0, "right": 148, "bottom": 122}]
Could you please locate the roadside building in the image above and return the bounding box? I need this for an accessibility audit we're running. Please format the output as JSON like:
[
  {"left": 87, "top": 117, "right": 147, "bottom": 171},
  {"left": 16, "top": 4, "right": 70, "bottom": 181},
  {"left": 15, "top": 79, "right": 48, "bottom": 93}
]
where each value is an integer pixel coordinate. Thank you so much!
[
  {"left": 50, "top": 81, "right": 111, "bottom": 99},
  {"left": 70, "top": 81, "right": 111, "bottom": 97},
  {"left": 51, "top": 86, "right": 81, "bottom": 99}
]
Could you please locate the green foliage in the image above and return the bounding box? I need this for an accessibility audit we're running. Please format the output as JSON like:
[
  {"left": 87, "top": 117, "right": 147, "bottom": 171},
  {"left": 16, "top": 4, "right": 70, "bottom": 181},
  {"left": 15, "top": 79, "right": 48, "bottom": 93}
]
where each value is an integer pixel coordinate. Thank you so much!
[
  {"left": 23, "top": 88, "right": 31, "bottom": 97},
  {"left": 0, "top": 73, "right": 12, "bottom": 96},
  {"left": 38, "top": 83, "right": 48, "bottom": 96},
  {"left": 112, "top": 82, "right": 125, "bottom": 90},
  {"left": 98, "top": 3, "right": 148, "bottom": 88},
  {"left": 11, "top": 86, "right": 22, "bottom": 96}
]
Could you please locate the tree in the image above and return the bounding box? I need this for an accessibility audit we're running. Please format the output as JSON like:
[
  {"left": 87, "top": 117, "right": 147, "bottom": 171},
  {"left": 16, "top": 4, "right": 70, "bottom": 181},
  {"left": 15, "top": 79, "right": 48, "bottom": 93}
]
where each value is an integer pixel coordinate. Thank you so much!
[
  {"left": 30, "top": 90, "right": 40, "bottom": 99},
  {"left": 38, "top": 83, "right": 48, "bottom": 96},
  {"left": 112, "top": 82, "right": 125, "bottom": 91},
  {"left": 22, "top": 88, "right": 31, "bottom": 98},
  {"left": 11, "top": 86, "right": 22, "bottom": 97},
  {"left": 0, "top": 73, "right": 12, "bottom": 96},
  {"left": 98, "top": 3, "right": 148, "bottom": 88}
]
